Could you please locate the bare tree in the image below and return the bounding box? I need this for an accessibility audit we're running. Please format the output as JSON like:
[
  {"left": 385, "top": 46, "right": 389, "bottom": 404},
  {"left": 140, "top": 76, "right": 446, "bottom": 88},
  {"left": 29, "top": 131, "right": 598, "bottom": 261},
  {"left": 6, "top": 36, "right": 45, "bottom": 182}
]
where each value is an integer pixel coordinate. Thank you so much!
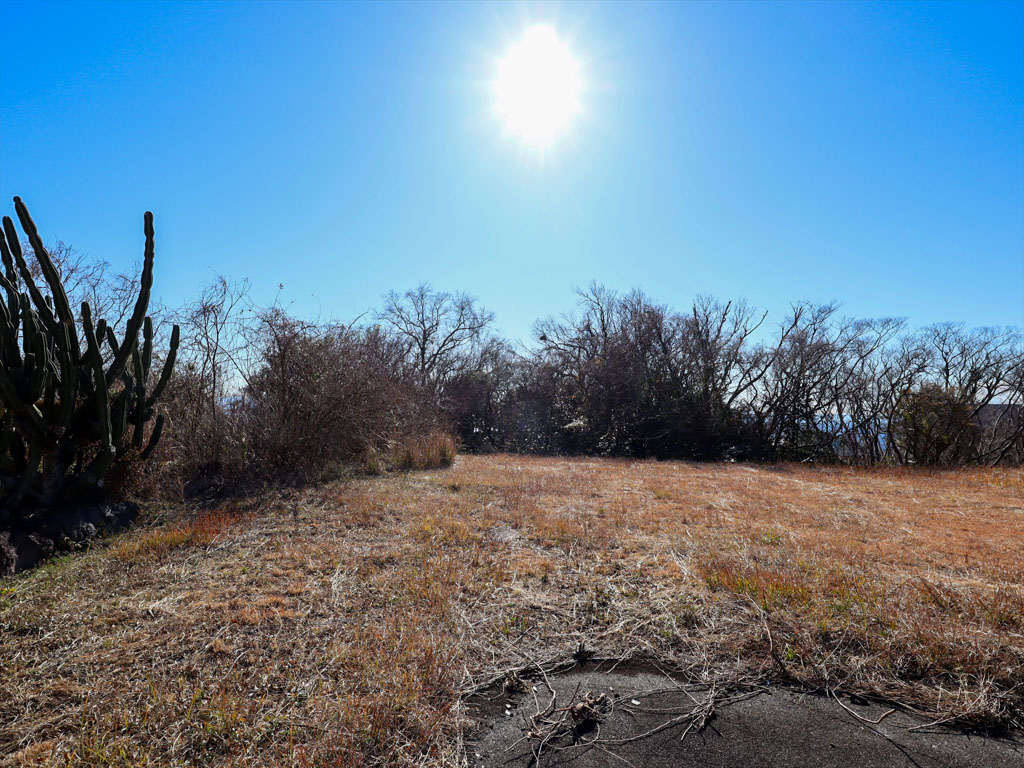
[
  {"left": 15, "top": 238, "right": 141, "bottom": 334},
  {"left": 378, "top": 283, "right": 494, "bottom": 392}
]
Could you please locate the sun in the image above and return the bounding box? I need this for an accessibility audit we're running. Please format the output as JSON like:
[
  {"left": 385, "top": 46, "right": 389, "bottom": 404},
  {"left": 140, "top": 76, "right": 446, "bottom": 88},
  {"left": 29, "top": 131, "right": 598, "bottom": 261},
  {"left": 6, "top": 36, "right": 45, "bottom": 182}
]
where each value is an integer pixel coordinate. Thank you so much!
[{"left": 493, "top": 25, "right": 582, "bottom": 148}]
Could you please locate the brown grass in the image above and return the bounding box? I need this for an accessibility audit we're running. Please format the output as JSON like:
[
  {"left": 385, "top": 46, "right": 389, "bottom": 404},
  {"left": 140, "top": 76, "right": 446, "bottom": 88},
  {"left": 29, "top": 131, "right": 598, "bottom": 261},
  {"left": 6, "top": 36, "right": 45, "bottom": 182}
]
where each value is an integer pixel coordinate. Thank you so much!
[
  {"left": 1, "top": 456, "right": 1021, "bottom": 765},
  {"left": 391, "top": 432, "right": 457, "bottom": 471},
  {"left": 109, "top": 509, "right": 238, "bottom": 564}
]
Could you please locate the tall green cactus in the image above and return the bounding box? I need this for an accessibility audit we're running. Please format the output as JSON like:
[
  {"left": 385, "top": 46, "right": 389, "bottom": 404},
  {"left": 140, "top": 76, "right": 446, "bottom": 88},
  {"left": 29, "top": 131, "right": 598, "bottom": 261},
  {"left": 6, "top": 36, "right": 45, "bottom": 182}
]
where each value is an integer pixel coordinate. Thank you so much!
[{"left": 0, "top": 197, "right": 179, "bottom": 517}]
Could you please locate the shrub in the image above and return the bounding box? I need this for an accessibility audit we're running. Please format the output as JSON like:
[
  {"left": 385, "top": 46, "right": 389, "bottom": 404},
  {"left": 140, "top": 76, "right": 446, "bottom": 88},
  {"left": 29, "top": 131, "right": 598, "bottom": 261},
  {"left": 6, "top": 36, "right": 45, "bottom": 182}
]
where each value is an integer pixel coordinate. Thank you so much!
[
  {"left": 159, "top": 297, "right": 456, "bottom": 491},
  {"left": 892, "top": 384, "right": 979, "bottom": 465}
]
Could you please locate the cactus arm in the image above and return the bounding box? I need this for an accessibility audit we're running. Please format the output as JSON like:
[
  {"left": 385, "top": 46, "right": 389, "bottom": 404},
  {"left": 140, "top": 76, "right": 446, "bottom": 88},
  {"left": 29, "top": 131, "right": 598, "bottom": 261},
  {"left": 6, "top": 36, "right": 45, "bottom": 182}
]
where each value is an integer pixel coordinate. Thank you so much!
[
  {"left": 0, "top": 231, "right": 19, "bottom": 317},
  {"left": 138, "top": 413, "right": 164, "bottom": 460},
  {"left": 111, "top": 377, "right": 133, "bottom": 449},
  {"left": 0, "top": 292, "right": 22, "bottom": 369},
  {"left": 104, "top": 212, "right": 154, "bottom": 387},
  {"left": 12, "top": 198, "right": 78, "bottom": 338},
  {"left": 0, "top": 367, "right": 45, "bottom": 437},
  {"left": 0, "top": 223, "right": 17, "bottom": 290},
  {"left": 81, "top": 302, "right": 113, "bottom": 453},
  {"left": 105, "top": 326, "right": 121, "bottom": 358},
  {"left": 131, "top": 344, "right": 146, "bottom": 449},
  {"left": 142, "top": 316, "right": 153, "bottom": 378},
  {"left": 2, "top": 216, "right": 61, "bottom": 338},
  {"left": 0, "top": 271, "right": 16, "bottom": 294},
  {"left": 0, "top": 217, "right": 22, "bottom": 292},
  {"left": 42, "top": 371, "right": 56, "bottom": 423},
  {"left": 20, "top": 301, "right": 40, "bottom": 360},
  {"left": 0, "top": 296, "right": 43, "bottom": 442},
  {"left": 0, "top": 272, "right": 20, "bottom": 347},
  {"left": 26, "top": 348, "right": 46, "bottom": 403},
  {"left": 55, "top": 325, "right": 76, "bottom": 428},
  {"left": 21, "top": 354, "right": 36, "bottom": 402},
  {"left": 79, "top": 438, "right": 117, "bottom": 485},
  {"left": 21, "top": 311, "right": 52, "bottom": 406},
  {"left": 145, "top": 324, "right": 179, "bottom": 408}
]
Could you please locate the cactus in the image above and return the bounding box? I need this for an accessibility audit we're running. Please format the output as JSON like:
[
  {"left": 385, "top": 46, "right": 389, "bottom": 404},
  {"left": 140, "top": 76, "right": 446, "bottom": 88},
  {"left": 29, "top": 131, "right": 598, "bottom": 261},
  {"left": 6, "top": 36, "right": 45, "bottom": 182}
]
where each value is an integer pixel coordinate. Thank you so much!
[{"left": 0, "top": 197, "right": 179, "bottom": 517}]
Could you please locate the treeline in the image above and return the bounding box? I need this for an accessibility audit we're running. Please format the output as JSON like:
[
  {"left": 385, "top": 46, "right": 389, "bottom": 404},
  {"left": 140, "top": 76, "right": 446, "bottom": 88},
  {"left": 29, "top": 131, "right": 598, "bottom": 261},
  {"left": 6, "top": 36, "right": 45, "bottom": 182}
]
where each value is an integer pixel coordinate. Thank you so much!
[
  {"left": 13, "top": 236, "right": 1024, "bottom": 503},
  {"left": 444, "top": 285, "right": 1023, "bottom": 466},
  {"left": 164, "top": 278, "right": 1023, "bottom": 487}
]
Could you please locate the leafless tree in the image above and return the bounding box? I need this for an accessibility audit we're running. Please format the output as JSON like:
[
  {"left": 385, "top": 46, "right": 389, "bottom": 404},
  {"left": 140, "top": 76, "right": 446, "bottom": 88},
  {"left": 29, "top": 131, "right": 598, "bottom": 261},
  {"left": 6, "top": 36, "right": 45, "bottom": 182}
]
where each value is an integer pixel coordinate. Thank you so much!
[{"left": 379, "top": 283, "right": 494, "bottom": 392}]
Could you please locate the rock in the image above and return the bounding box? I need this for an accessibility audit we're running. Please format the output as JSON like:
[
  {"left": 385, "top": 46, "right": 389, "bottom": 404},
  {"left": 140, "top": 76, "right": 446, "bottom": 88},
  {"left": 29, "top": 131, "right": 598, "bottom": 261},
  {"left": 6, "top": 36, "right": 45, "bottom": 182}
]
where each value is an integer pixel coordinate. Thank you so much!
[
  {"left": 0, "top": 530, "right": 54, "bottom": 576},
  {"left": 23, "top": 533, "right": 54, "bottom": 566},
  {"left": 97, "top": 502, "right": 138, "bottom": 531},
  {"left": 58, "top": 521, "right": 96, "bottom": 547},
  {"left": 0, "top": 501, "right": 138, "bottom": 577},
  {"left": 31, "top": 501, "right": 138, "bottom": 540}
]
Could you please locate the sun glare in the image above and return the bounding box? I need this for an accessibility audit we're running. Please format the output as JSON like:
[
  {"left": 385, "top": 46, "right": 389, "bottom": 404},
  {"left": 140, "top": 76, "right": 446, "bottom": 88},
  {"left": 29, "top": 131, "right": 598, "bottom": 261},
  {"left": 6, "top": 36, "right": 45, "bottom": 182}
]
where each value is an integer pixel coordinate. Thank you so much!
[{"left": 494, "top": 25, "right": 582, "bottom": 148}]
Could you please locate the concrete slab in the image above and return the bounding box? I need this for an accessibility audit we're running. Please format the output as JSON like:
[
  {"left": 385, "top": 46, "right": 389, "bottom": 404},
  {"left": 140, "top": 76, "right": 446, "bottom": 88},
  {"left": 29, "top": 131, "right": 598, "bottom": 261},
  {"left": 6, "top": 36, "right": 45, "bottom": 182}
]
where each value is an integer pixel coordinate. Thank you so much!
[{"left": 465, "top": 662, "right": 1022, "bottom": 768}]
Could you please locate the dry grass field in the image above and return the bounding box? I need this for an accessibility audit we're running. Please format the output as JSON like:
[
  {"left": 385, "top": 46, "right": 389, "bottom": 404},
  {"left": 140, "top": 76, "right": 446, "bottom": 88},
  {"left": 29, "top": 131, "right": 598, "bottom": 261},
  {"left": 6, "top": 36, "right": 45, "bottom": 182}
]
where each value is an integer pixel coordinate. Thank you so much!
[{"left": 1, "top": 455, "right": 1022, "bottom": 766}]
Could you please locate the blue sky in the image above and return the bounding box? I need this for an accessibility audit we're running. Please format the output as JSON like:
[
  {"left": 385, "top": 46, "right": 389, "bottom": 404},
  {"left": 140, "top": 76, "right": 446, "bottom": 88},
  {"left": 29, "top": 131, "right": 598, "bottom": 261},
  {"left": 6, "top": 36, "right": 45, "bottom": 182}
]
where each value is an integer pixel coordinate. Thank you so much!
[{"left": 1, "top": 0, "right": 1021, "bottom": 343}]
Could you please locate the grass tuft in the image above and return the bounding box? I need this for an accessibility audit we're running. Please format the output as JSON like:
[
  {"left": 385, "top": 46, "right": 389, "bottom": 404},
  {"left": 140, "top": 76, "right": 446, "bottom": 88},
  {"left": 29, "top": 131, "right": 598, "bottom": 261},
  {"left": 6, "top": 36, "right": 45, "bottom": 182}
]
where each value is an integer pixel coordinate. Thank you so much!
[{"left": 392, "top": 433, "right": 457, "bottom": 471}]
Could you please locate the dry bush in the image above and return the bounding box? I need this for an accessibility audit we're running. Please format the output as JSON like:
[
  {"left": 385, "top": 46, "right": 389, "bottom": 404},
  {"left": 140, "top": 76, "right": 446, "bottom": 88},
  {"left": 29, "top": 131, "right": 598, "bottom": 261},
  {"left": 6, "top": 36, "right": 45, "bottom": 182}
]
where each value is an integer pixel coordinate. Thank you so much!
[
  {"left": 239, "top": 309, "right": 434, "bottom": 482},
  {"left": 153, "top": 281, "right": 455, "bottom": 496}
]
